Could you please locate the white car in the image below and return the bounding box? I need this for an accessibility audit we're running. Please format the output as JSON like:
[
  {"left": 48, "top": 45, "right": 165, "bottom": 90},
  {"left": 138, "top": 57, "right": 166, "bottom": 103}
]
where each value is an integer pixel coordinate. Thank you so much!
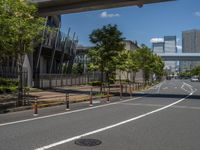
[{"left": 191, "top": 77, "right": 199, "bottom": 82}]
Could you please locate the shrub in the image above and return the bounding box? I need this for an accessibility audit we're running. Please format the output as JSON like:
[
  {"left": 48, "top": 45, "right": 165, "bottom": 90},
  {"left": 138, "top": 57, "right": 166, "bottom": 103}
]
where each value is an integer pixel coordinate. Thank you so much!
[
  {"left": 0, "top": 86, "right": 17, "bottom": 94},
  {"left": 0, "top": 78, "right": 18, "bottom": 86},
  {"left": 88, "top": 81, "right": 102, "bottom": 86}
]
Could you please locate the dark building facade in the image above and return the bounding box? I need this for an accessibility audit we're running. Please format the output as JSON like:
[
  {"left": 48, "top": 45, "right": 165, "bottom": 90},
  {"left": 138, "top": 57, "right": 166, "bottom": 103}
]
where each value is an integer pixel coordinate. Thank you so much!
[{"left": 0, "top": 15, "right": 79, "bottom": 87}]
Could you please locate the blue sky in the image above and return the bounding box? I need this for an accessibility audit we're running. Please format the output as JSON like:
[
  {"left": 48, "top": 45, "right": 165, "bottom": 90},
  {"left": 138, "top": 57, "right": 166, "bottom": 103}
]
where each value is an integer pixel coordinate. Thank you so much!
[{"left": 61, "top": 0, "right": 200, "bottom": 50}]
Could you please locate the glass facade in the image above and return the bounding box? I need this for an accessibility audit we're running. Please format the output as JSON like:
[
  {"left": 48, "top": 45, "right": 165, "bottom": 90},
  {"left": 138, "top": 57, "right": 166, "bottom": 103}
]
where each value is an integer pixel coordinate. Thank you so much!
[
  {"left": 152, "top": 36, "right": 177, "bottom": 73},
  {"left": 180, "top": 29, "right": 200, "bottom": 71}
]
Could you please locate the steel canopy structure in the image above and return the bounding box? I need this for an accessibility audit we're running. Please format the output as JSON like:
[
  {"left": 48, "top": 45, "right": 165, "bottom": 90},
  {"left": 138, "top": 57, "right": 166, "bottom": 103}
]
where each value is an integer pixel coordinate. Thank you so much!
[{"left": 31, "top": 0, "right": 174, "bottom": 16}]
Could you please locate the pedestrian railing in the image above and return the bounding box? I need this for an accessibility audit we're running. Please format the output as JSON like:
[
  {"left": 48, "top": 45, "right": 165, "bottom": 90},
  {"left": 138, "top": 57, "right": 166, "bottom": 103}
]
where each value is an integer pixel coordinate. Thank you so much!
[{"left": 0, "top": 82, "right": 151, "bottom": 115}]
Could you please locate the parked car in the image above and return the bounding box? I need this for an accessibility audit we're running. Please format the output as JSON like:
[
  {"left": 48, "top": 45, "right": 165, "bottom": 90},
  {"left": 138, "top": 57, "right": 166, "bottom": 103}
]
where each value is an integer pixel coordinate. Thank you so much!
[
  {"left": 191, "top": 76, "right": 199, "bottom": 82},
  {"left": 166, "top": 76, "right": 171, "bottom": 80}
]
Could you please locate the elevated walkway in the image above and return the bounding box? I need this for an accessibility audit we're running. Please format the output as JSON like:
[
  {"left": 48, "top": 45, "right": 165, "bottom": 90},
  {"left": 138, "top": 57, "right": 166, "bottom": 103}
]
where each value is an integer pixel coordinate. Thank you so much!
[{"left": 158, "top": 53, "right": 200, "bottom": 61}]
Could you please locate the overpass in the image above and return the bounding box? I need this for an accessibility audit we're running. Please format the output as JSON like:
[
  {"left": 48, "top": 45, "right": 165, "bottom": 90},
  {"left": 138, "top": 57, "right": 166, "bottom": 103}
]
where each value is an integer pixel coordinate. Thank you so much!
[
  {"left": 158, "top": 53, "right": 200, "bottom": 61},
  {"left": 31, "top": 0, "right": 174, "bottom": 16}
]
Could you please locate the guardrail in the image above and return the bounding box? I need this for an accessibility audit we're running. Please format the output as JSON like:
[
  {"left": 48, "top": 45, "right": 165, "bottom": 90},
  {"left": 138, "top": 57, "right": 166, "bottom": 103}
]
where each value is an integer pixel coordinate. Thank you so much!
[{"left": 0, "top": 82, "right": 151, "bottom": 115}]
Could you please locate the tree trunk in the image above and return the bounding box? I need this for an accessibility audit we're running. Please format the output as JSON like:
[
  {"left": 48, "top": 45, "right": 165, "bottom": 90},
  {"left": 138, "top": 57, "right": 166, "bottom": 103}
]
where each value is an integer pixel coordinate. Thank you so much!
[
  {"left": 100, "top": 65, "right": 104, "bottom": 94},
  {"left": 132, "top": 71, "right": 136, "bottom": 83},
  {"left": 17, "top": 54, "right": 24, "bottom": 106}
]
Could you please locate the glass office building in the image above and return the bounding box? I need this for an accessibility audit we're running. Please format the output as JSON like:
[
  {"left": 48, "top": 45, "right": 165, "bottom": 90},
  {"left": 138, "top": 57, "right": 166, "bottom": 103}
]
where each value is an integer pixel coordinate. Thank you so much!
[
  {"left": 180, "top": 29, "right": 200, "bottom": 71},
  {"left": 152, "top": 36, "right": 177, "bottom": 73}
]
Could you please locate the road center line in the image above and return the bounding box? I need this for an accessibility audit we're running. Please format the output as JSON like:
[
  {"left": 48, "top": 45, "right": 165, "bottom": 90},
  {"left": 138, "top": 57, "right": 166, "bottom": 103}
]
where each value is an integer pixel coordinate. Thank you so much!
[
  {"left": 0, "top": 97, "right": 142, "bottom": 127},
  {"left": 34, "top": 90, "right": 194, "bottom": 150}
]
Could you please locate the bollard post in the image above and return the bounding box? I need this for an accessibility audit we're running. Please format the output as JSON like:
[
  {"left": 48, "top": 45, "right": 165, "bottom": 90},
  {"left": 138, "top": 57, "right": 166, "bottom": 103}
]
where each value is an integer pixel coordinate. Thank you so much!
[
  {"left": 120, "top": 84, "right": 122, "bottom": 100},
  {"left": 129, "top": 84, "right": 132, "bottom": 98},
  {"left": 107, "top": 86, "right": 110, "bottom": 103},
  {"left": 33, "top": 98, "right": 38, "bottom": 116},
  {"left": 65, "top": 92, "right": 70, "bottom": 111},
  {"left": 89, "top": 87, "right": 93, "bottom": 106}
]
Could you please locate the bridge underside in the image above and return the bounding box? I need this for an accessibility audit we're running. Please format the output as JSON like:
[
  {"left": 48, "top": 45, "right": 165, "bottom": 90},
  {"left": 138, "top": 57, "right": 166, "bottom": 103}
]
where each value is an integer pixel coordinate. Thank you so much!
[
  {"left": 159, "top": 53, "right": 200, "bottom": 61},
  {"left": 32, "top": 0, "right": 174, "bottom": 16}
]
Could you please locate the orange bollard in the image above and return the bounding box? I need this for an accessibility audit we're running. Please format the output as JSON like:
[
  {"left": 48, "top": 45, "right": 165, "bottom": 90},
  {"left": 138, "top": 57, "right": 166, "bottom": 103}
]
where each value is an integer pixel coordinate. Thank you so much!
[
  {"left": 65, "top": 93, "right": 70, "bottom": 111},
  {"left": 107, "top": 86, "right": 110, "bottom": 103},
  {"left": 89, "top": 87, "right": 93, "bottom": 106},
  {"left": 33, "top": 98, "right": 38, "bottom": 116}
]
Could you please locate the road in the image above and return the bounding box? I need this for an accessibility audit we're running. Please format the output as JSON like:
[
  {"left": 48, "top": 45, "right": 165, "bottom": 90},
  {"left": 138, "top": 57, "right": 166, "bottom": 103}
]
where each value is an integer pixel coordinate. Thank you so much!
[{"left": 0, "top": 79, "right": 200, "bottom": 150}]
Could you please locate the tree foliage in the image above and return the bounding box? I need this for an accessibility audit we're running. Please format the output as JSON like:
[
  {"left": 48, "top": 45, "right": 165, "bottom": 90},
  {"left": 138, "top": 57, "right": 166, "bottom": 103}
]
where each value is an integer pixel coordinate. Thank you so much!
[
  {"left": 135, "top": 47, "right": 164, "bottom": 83},
  {"left": 0, "top": 0, "right": 46, "bottom": 104},
  {"left": 88, "top": 24, "right": 125, "bottom": 84},
  {"left": 0, "top": 0, "right": 45, "bottom": 59},
  {"left": 191, "top": 66, "right": 200, "bottom": 77},
  {"left": 88, "top": 24, "right": 164, "bottom": 85}
]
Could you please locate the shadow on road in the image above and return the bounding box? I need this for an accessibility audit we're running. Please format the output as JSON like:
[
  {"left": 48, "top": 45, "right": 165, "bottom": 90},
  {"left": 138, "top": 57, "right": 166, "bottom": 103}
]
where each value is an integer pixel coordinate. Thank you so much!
[{"left": 132, "top": 93, "right": 200, "bottom": 100}]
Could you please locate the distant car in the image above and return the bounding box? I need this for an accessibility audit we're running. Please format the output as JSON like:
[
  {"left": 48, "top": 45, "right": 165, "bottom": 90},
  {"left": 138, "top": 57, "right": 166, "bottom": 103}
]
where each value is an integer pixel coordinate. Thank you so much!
[
  {"left": 166, "top": 76, "right": 171, "bottom": 80},
  {"left": 191, "top": 76, "right": 199, "bottom": 82}
]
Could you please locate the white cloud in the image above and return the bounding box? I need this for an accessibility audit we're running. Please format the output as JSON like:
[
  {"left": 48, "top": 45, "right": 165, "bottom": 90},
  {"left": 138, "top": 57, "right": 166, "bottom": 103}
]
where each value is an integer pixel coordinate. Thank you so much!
[
  {"left": 150, "top": 38, "right": 164, "bottom": 43},
  {"left": 100, "top": 11, "right": 120, "bottom": 18},
  {"left": 195, "top": 11, "right": 200, "bottom": 17}
]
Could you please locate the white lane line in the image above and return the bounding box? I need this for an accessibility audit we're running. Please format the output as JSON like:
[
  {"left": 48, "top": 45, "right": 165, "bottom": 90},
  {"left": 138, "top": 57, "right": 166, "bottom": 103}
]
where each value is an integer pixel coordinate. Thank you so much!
[
  {"left": 121, "top": 103, "right": 200, "bottom": 110},
  {"left": 121, "top": 103, "right": 164, "bottom": 107},
  {"left": 34, "top": 91, "right": 194, "bottom": 150},
  {"left": 157, "top": 81, "right": 165, "bottom": 94},
  {"left": 0, "top": 97, "right": 142, "bottom": 127},
  {"left": 162, "top": 87, "right": 168, "bottom": 90},
  {"left": 181, "top": 82, "right": 196, "bottom": 93}
]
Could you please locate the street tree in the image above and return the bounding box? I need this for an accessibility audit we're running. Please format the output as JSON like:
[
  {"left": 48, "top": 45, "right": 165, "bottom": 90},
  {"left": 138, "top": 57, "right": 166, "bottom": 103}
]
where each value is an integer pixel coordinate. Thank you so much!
[
  {"left": 0, "top": 0, "right": 46, "bottom": 105},
  {"left": 151, "top": 54, "right": 165, "bottom": 81},
  {"left": 88, "top": 24, "right": 125, "bottom": 92},
  {"left": 135, "top": 46, "right": 164, "bottom": 84},
  {"left": 191, "top": 66, "right": 200, "bottom": 77}
]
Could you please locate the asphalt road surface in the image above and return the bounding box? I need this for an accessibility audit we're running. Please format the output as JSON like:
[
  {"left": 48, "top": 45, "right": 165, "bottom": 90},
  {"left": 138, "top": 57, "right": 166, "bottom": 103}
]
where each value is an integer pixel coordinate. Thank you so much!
[{"left": 0, "top": 79, "right": 200, "bottom": 150}]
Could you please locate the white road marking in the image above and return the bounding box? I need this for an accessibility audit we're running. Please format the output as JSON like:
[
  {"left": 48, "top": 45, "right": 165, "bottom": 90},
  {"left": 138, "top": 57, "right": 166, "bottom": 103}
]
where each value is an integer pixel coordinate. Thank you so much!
[
  {"left": 121, "top": 103, "right": 164, "bottom": 107},
  {"left": 34, "top": 90, "right": 195, "bottom": 150},
  {"left": 181, "top": 82, "right": 195, "bottom": 93},
  {"left": 0, "top": 97, "right": 142, "bottom": 127},
  {"left": 121, "top": 103, "right": 200, "bottom": 110},
  {"left": 157, "top": 81, "right": 165, "bottom": 93},
  {"left": 162, "top": 87, "right": 168, "bottom": 90}
]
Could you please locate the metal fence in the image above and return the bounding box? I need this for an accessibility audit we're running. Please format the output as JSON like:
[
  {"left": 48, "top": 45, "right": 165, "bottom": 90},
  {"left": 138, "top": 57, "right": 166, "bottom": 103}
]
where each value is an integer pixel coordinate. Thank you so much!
[
  {"left": 0, "top": 66, "right": 28, "bottom": 87},
  {"left": 38, "top": 72, "right": 102, "bottom": 88}
]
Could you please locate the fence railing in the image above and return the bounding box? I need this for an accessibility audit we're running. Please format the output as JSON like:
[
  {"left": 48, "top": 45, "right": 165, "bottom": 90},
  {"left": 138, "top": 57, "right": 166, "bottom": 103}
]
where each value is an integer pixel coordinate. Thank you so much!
[
  {"left": 38, "top": 72, "right": 102, "bottom": 88},
  {"left": 0, "top": 67, "right": 28, "bottom": 87}
]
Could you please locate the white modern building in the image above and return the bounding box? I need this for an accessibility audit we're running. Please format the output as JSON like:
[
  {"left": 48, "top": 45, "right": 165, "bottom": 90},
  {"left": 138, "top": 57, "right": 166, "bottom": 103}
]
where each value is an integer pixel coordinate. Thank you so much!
[{"left": 152, "top": 36, "right": 177, "bottom": 73}]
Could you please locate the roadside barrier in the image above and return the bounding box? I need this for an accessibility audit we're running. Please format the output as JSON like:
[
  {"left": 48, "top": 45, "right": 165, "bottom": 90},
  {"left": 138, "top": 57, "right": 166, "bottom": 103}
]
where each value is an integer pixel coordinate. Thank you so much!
[
  {"left": 27, "top": 82, "right": 150, "bottom": 116},
  {"left": 65, "top": 92, "right": 70, "bottom": 110},
  {"left": 129, "top": 84, "right": 132, "bottom": 98},
  {"left": 107, "top": 86, "right": 110, "bottom": 103},
  {"left": 119, "top": 84, "right": 122, "bottom": 100},
  {"left": 89, "top": 87, "right": 93, "bottom": 106},
  {"left": 33, "top": 98, "right": 38, "bottom": 116}
]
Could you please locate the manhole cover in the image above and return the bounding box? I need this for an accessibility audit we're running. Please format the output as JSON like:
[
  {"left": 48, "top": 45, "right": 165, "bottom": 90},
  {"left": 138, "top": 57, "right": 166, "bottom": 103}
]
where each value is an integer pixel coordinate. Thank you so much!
[{"left": 75, "top": 139, "right": 102, "bottom": 146}]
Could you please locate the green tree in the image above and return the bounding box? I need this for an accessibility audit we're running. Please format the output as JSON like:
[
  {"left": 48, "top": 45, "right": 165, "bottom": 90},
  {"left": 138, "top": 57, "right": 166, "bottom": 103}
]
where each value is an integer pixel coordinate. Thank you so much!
[
  {"left": 72, "top": 63, "right": 84, "bottom": 74},
  {"left": 136, "top": 47, "right": 152, "bottom": 83},
  {"left": 191, "top": 66, "right": 200, "bottom": 77},
  {"left": 135, "top": 46, "right": 164, "bottom": 84},
  {"left": 151, "top": 54, "right": 165, "bottom": 81},
  {"left": 0, "top": 0, "right": 46, "bottom": 105},
  {"left": 88, "top": 24, "right": 125, "bottom": 91},
  {"left": 127, "top": 51, "right": 140, "bottom": 83}
]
